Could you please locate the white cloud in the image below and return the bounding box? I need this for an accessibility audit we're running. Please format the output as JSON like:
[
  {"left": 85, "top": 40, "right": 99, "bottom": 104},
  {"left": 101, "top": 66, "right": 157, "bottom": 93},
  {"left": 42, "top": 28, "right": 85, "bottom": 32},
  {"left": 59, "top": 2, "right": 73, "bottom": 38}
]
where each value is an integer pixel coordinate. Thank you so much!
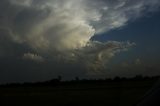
[{"left": 6, "top": 0, "right": 159, "bottom": 52}]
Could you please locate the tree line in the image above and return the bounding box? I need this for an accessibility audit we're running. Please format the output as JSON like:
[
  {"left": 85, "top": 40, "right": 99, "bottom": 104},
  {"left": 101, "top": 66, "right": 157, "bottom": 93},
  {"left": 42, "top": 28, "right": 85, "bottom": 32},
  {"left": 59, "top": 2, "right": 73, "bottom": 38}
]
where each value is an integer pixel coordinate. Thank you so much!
[{"left": 0, "top": 75, "right": 159, "bottom": 87}]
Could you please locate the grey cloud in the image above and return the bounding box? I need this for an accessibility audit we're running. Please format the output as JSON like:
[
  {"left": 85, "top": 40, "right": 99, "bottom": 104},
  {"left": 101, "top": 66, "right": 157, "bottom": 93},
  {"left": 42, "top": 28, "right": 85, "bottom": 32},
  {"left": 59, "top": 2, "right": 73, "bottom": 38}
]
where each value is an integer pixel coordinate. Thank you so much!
[
  {"left": 109, "top": 58, "right": 160, "bottom": 77},
  {"left": 49, "top": 41, "right": 135, "bottom": 75},
  {"left": 74, "top": 41, "right": 135, "bottom": 74},
  {"left": 23, "top": 53, "right": 44, "bottom": 62}
]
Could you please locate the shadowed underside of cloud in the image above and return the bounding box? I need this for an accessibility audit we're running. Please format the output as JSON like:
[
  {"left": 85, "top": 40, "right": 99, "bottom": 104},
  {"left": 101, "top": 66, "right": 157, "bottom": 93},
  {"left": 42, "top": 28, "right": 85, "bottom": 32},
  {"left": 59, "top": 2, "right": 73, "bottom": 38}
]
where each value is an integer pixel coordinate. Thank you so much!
[{"left": 0, "top": 0, "right": 160, "bottom": 77}]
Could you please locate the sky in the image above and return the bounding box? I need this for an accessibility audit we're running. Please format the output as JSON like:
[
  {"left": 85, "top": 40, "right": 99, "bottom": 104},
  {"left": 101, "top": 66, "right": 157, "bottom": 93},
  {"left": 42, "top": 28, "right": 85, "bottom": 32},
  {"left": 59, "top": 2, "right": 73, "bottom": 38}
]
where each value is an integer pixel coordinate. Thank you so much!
[{"left": 0, "top": 0, "right": 160, "bottom": 83}]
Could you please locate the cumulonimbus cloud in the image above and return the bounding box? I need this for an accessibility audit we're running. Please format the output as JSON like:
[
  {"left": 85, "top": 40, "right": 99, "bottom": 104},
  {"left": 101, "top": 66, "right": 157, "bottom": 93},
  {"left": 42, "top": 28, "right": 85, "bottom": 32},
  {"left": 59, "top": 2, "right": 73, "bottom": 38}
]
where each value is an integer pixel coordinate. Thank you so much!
[{"left": 0, "top": 0, "right": 159, "bottom": 73}]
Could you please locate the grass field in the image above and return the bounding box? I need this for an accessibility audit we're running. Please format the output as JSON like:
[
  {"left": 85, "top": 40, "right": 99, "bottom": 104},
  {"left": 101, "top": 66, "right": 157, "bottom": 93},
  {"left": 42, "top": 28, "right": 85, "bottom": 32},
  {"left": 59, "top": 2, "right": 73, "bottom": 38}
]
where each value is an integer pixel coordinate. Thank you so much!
[{"left": 0, "top": 79, "right": 157, "bottom": 106}]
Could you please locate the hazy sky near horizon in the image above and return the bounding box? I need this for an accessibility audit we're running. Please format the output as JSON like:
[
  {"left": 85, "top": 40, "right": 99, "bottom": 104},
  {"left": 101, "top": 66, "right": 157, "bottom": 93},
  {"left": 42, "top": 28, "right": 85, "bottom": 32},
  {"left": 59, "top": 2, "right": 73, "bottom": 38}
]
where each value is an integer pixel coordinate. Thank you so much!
[{"left": 0, "top": 0, "right": 160, "bottom": 83}]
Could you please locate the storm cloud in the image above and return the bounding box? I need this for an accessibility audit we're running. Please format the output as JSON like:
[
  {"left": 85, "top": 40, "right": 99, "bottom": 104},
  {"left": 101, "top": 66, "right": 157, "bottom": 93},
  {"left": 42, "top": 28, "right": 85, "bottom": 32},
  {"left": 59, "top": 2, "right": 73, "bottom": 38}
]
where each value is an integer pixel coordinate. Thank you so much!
[{"left": 0, "top": 0, "right": 160, "bottom": 82}]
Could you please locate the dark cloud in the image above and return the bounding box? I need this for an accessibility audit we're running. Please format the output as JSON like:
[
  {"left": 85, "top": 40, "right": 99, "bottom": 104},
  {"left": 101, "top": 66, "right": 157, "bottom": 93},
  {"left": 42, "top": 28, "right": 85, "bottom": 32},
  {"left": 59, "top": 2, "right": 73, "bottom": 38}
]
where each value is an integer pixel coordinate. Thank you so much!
[{"left": 0, "top": 0, "right": 159, "bottom": 83}]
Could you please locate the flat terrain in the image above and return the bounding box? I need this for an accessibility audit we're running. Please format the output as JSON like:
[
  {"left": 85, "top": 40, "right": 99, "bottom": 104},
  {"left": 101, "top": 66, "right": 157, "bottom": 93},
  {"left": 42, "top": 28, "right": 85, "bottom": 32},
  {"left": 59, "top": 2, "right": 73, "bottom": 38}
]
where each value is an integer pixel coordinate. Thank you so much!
[{"left": 0, "top": 79, "right": 157, "bottom": 106}]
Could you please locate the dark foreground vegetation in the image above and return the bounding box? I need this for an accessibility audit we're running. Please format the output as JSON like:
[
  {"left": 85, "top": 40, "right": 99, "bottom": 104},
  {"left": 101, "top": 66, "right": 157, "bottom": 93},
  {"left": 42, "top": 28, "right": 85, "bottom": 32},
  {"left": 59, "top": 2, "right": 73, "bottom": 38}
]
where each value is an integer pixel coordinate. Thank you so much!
[{"left": 0, "top": 75, "right": 159, "bottom": 106}]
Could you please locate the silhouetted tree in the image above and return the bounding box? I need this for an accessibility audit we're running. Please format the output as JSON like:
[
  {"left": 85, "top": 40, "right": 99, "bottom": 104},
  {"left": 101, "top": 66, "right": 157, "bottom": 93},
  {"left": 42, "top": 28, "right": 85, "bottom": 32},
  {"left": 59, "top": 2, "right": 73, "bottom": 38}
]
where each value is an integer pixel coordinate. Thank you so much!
[
  {"left": 58, "top": 75, "right": 62, "bottom": 82},
  {"left": 113, "top": 76, "right": 121, "bottom": 81},
  {"left": 75, "top": 77, "right": 79, "bottom": 81},
  {"left": 133, "top": 75, "right": 143, "bottom": 80}
]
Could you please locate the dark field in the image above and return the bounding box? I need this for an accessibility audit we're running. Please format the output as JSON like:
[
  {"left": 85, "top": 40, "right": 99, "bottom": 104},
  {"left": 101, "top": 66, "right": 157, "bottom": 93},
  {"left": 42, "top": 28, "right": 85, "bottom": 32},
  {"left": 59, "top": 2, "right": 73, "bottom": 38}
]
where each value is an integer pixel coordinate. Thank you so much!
[{"left": 0, "top": 79, "right": 158, "bottom": 106}]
